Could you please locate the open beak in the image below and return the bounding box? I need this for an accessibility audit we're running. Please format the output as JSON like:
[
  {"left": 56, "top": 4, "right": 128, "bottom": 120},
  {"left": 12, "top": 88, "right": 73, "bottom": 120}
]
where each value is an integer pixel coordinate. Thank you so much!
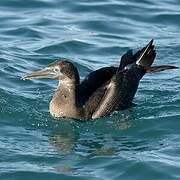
[{"left": 21, "top": 68, "right": 54, "bottom": 80}]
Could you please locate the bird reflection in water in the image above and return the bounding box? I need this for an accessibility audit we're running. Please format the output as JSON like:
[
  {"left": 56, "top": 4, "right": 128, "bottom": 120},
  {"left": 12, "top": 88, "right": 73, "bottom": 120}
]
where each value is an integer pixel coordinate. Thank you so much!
[
  {"left": 49, "top": 132, "right": 75, "bottom": 155},
  {"left": 48, "top": 117, "right": 131, "bottom": 155},
  {"left": 47, "top": 117, "right": 133, "bottom": 174}
]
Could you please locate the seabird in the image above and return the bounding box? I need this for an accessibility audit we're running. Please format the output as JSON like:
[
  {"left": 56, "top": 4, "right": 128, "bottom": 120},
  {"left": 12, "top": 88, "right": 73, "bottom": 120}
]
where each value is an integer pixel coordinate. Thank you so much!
[{"left": 22, "top": 40, "right": 178, "bottom": 120}]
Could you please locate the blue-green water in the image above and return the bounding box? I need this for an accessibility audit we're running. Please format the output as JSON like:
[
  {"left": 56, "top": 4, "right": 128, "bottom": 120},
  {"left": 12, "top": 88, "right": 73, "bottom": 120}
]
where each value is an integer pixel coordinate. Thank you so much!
[{"left": 0, "top": 0, "right": 180, "bottom": 179}]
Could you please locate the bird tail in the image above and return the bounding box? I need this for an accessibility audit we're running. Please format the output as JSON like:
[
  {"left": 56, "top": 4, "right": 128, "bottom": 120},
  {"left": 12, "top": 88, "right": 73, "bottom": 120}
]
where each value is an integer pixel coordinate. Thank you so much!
[
  {"left": 145, "top": 65, "right": 178, "bottom": 73},
  {"left": 135, "top": 39, "right": 178, "bottom": 72}
]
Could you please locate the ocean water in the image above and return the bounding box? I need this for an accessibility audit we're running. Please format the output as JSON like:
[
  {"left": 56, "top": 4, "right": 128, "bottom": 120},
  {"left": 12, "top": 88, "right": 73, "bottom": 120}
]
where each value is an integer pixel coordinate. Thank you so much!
[{"left": 0, "top": 0, "right": 180, "bottom": 179}]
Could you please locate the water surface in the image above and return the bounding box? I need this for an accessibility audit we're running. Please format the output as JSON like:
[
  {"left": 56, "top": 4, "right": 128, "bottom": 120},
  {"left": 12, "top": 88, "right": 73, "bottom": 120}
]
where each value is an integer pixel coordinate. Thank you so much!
[{"left": 0, "top": 0, "right": 180, "bottom": 179}]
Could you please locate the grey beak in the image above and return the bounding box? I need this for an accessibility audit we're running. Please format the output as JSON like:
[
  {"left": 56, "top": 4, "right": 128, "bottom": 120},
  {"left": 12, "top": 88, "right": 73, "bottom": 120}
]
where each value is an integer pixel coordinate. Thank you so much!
[{"left": 21, "top": 68, "right": 53, "bottom": 80}]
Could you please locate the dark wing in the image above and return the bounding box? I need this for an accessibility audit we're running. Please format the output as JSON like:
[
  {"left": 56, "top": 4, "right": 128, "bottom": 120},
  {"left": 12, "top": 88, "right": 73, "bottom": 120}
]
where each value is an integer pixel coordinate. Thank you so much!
[
  {"left": 85, "top": 40, "right": 156, "bottom": 119},
  {"left": 136, "top": 39, "right": 156, "bottom": 67},
  {"left": 78, "top": 66, "right": 117, "bottom": 105},
  {"left": 91, "top": 66, "right": 146, "bottom": 119},
  {"left": 119, "top": 39, "right": 156, "bottom": 70},
  {"left": 83, "top": 81, "right": 110, "bottom": 119},
  {"left": 118, "top": 49, "right": 134, "bottom": 70},
  {"left": 78, "top": 40, "right": 155, "bottom": 105},
  {"left": 78, "top": 47, "right": 145, "bottom": 105}
]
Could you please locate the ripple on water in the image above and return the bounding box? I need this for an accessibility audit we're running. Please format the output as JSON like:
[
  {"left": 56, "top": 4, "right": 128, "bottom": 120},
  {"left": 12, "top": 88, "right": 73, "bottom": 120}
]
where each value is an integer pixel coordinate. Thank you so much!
[
  {"left": 34, "top": 40, "right": 95, "bottom": 55},
  {"left": 0, "top": 0, "right": 55, "bottom": 9},
  {"left": 3, "top": 27, "right": 43, "bottom": 39},
  {"left": 0, "top": 0, "right": 180, "bottom": 179}
]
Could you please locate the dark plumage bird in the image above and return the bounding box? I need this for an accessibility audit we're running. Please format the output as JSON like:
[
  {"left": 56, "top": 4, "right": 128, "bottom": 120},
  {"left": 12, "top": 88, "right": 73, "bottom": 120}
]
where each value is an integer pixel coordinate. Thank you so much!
[{"left": 22, "top": 40, "right": 178, "bottom": 120}]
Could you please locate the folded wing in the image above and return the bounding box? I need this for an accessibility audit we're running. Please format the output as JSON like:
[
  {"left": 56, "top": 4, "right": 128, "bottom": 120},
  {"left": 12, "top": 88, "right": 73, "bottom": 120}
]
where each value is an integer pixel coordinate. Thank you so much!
[
  {"left": 90, "top": 40, "right": 156, "bottom": 119},
  {"left": 82, "top": 39, "right": 177, "bottom": 119}
]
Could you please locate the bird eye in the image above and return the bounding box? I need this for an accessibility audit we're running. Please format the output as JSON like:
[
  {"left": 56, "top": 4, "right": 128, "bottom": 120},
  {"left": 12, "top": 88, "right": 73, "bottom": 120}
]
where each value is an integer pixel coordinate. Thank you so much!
[{"left": 54, "top": 67, "right": 60, "bottom": 73}]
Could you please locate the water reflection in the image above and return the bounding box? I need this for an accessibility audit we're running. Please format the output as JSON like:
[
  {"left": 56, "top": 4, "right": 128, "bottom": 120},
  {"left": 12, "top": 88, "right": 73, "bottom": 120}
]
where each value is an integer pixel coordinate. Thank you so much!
[
  {"left": 48, "top": 129, "right": 120, "bottom": 174},
  {"left": 44, "top": 111, "right": 158, "bottom": 175},
  {"left": 48, "top": 114, "right": 132, "bottom": 157},
  {"left": 49, "top": 132, "right": 75, "bottom": 155}
]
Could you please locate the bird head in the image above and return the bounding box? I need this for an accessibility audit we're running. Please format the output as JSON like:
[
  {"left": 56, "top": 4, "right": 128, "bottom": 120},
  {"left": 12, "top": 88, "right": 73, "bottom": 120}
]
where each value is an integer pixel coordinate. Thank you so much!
[{"left": 22, "top": 60, "right": 80, "bottom": 83}]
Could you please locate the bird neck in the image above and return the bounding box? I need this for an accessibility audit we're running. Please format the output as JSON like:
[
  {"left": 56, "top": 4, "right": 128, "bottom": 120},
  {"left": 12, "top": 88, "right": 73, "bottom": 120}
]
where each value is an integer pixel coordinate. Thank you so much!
[
  {"left": 53, "top": 78, "right": 79, "bottom": 107},
  {"left": 49, "top": 80, "right": 80, "bottom": 118},
  {"left": 49, "top": 70, "right": 81, "bottom": 118}
]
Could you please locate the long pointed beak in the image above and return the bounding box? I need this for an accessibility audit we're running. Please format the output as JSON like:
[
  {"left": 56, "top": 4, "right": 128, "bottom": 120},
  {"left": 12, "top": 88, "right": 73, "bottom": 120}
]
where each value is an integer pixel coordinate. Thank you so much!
[{"left": 21, "top": 68, "right": 53, "bottom": 80}]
